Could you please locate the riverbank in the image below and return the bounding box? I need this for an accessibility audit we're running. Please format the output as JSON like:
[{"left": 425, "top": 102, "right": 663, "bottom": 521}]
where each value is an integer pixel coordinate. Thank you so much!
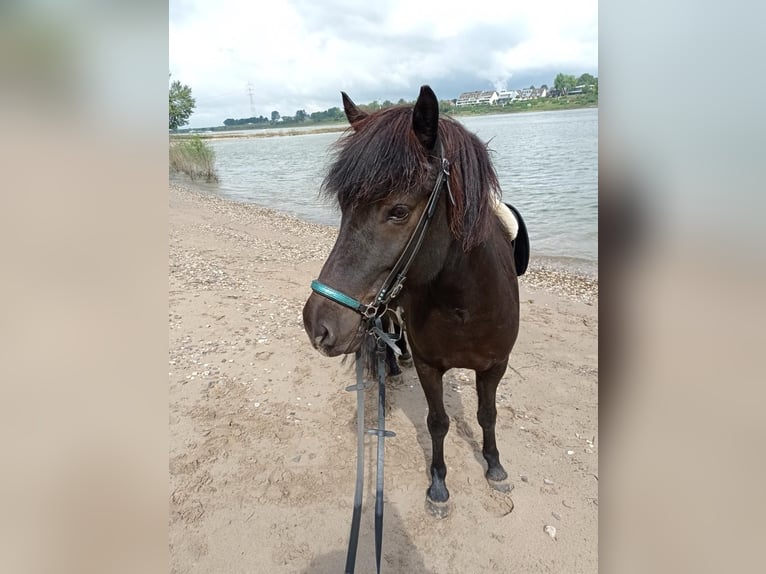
[
  {"left": 171, "top": 124, "right": 348, "bottom": 141},
  {"left": 173, "top": 100, "right": 598, "bottom": 141},
  {"left": 169, "top": 182, "right": 598, "bottom": 573}
]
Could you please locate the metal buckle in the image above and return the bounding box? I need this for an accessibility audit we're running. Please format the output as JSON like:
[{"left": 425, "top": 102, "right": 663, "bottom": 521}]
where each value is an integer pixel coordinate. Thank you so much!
[
  {"left": 388, "top": 280, "right": 404, "bottom": 300},
  {"left": 363, "top": 304, "right": 379, "bottom": 319}
]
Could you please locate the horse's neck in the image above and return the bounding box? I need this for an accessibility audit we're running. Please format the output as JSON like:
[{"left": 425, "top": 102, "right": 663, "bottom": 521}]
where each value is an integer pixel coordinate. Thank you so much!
[{"left": 409, "top": 226, "right": 516, "bottom": 307}]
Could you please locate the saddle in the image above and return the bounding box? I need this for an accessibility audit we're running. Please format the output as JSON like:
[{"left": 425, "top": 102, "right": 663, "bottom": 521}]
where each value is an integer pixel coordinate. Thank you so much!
[{"left": 494, "top": 201, "right": 530, "bottom": 277}]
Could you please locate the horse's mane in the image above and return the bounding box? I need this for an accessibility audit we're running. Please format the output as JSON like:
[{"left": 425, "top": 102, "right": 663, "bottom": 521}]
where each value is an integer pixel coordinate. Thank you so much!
[{"left": 321, "top": 105, "right": 501, "bottom": 251}]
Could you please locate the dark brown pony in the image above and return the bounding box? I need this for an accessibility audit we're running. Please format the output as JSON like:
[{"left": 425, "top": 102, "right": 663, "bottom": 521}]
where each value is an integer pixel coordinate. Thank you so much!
[{"left": 303, "top": 85, "right": 523, "bottom": 517}]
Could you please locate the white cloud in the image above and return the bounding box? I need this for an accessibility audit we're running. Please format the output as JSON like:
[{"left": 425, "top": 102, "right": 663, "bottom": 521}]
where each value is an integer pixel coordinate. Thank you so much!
[{"left": 170, "top": 0, "right": 597, "bottom": 127}]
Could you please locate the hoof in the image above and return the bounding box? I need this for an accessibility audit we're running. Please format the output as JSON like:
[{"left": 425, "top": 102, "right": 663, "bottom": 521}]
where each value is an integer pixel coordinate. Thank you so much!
[
  {"left": 387, "top": 373, "right": 404, "bottom": 386},
  {"left": 425, "top": 496, "right": 451, "bottom": 519},
  {"left": 398, "top": 354, "right": 413, "bottom": 368},
  {"left": 487, "top": 477, "right": 513, "bottom": 494}
]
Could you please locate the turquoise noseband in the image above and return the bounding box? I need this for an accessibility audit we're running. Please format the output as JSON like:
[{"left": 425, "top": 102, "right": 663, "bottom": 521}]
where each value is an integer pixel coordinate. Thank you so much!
[{"left": 310, "top": 280, "right": 369, "bottom": 315}]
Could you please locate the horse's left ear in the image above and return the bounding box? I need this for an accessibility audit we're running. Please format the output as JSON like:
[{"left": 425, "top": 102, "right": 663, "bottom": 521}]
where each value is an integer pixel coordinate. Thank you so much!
[
  {"left": 341, "top": 91, "right": 367, "bottom": 128},
  {"left": 412, "top": 85, "right": 439, "bottom": 151}
]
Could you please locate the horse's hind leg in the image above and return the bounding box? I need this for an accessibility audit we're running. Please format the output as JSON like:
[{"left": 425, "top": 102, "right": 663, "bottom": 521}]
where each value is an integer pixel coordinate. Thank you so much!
[
  {"left": 385, "top": 344, "right": 402, "bottom": 381},
  {"left": 382, "top": 316, "right": 403, "bottom": 382},
  {"left": 414, "top": 359, "right": 451, "bottom": 518},
  {"left": 394, "top": 309, "right": 412, "bottom": 367},
  {"left": 476, "top": 360, "right": 511, "bottom": 492},
  {"left": 397, "top": 329, "right": 412, "bottom": 365}
]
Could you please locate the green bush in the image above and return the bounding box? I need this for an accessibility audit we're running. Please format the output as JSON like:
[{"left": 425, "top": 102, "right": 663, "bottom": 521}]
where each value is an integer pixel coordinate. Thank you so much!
[{"left": 169, "top": 136, "right": 219, "bottom": 182}]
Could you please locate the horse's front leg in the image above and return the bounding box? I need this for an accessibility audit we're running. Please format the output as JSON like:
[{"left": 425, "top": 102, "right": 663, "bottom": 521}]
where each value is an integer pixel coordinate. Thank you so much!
[
  {"left": 476, "top": 359, "right": 511, "bottom": 492},
  {"left": 413, "top": 358, "right": 451, "bottom": 518}
]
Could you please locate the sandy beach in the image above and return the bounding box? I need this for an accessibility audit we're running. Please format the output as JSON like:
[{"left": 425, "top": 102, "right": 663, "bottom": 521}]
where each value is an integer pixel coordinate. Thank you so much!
[{"left": 169, "top": 183, "right": 598, "bottom": 573}]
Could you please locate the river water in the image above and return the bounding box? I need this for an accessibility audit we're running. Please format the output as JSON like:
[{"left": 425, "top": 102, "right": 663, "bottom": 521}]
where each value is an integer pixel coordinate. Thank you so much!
[{"left": 176, "top": 108, "right": 597, "bottom": 275}]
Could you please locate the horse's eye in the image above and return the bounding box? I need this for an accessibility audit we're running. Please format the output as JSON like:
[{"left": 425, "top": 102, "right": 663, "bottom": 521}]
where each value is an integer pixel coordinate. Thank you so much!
[{"left": 388, "top": 204, "right": 410, "bottom": 222}]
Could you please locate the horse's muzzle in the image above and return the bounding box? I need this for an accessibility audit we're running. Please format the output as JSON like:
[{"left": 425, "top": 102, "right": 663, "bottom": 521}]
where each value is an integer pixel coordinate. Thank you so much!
[{"left": 302, "top": 293, "right": 363, "bottom": 356}]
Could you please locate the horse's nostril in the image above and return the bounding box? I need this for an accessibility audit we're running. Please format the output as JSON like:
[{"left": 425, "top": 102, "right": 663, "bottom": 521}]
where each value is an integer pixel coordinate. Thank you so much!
[
  {"left": 313, "top": 322, "right": 334, "bottom": 349},
  {"left": 303, "top": 297, "right": 339, "bottom": 352}
]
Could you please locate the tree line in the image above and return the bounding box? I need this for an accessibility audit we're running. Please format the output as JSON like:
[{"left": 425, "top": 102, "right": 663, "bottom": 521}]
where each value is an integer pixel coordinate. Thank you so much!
[
  {"left": 222, "top": 107, "right": 346, "bottom": 126},
  {"left": 169, "top": 72, "right": 597, "bottom": 131},
  {"left": 553, "top": 73, "right": 598, "bottom": 93}
]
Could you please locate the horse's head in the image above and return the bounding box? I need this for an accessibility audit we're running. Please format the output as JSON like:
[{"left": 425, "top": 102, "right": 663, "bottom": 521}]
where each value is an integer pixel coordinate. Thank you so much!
[
  {"left": 303, "top": 85, "right": 501, "bottom": 356},
  {"left": 303, "top": 86, "right": 450, "bottom": 356}
]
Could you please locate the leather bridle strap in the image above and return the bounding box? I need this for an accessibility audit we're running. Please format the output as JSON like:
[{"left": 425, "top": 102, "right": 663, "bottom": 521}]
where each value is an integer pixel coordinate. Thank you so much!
[{"left": 369, "top": 149, "right": 452, "bottom": 311}]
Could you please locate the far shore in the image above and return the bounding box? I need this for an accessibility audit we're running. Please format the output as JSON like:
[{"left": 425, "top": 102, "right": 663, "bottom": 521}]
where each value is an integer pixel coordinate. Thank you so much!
[
  {"left": 171, "top": 124, "right": 349, "bottom": 140},
  {"left": 172, "top": 104, "right": 598, "bottom": 141}
]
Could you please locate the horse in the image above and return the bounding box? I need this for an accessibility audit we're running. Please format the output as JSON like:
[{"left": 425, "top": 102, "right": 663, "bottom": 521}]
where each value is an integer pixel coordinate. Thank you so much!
[{"left": 302, "top": 85, "right": 527, "bottom": 518}]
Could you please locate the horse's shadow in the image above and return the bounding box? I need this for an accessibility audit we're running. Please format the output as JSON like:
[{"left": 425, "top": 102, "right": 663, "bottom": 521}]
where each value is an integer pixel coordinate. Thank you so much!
[
  {"left": 390, "top": 365, "right": 489, "bottom": 482},
  {"left": 305, "top": 366, "right": 487, "bottom": 573},
  {"left": 301, "top": 459, "right": 434, "bottom": 574}
]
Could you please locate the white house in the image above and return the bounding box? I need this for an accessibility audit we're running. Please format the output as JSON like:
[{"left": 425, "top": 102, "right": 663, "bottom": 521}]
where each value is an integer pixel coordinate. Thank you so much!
[
  {"left": 476, "top": 90, "right": 498, "bottom": 105},
  {"left": 456, "top": 90, "right": 499, "bottom": 106},
  {"left": 496, "top": 90, "right": 518, "bottom": 105}
]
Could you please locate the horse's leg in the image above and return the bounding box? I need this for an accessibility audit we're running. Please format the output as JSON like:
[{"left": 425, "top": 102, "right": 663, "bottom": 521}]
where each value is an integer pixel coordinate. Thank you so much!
[
  {"left": 394, "top": 308, "right": 412, "bottom": 366},
  {"left": 381, "top": 316, "right": 402, "bottom": 381},
  {"left": 385, "top": 344, "right": 402, "bottom": 378},
  {"left": 397, "top": 327, "right": 412, "bottom": 366},
  {"left": 414, "top": 359, "right": 451, "bottom": 518},
  {"left": 476, "top": 359, "right": 511, "bottom": 492}
]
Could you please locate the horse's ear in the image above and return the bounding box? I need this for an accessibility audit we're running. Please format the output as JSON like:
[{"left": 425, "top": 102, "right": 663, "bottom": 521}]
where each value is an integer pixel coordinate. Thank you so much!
[
  {"left": 341, "top": 92, "right": 367, "bottom": 128},
  {"left": 412, "top": 85, "right": 439, "bottom": 151}
]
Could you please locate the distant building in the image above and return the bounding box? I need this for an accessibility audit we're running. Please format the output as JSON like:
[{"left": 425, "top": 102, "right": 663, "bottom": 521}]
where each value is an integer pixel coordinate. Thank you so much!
[
  {"left": 456, "top": 91, "right": 481, "bottom": 106},
  {"left": 457, "top": 86, "right": 550, "bottom": 105},
  {"left": 496, "top": 90, "right": 518, "bottom": 105},
  {"left": 456, "top": 90, "right": 498, "bottom": 106}
]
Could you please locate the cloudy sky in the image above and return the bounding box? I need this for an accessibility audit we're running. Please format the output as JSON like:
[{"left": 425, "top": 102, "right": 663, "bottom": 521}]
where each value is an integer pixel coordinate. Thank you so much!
[{"left": 170, "top": 0, "right": 597, "bottom": 128}]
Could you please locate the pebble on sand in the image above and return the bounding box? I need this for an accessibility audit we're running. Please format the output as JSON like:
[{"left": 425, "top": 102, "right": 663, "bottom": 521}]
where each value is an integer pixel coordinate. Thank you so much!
[{"left": 543, "top": 525, "right": 557, "bottom": 540}]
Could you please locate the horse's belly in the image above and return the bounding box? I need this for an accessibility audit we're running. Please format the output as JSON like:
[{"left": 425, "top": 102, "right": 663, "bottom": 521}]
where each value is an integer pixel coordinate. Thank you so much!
[{"left": 407, "top": 309, "right": 518, "bottom": 372}]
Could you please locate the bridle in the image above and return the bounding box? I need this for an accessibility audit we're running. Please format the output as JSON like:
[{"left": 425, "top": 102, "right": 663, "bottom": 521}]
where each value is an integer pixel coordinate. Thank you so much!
[
  {"left": 308, "top": 143, "right": 452, "bottom": 574},
  {"left": 310, "top": 142, "right": 453, "bottom": 322}
]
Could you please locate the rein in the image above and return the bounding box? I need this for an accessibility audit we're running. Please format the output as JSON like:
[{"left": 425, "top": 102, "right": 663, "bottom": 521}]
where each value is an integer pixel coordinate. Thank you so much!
[
  {"left": 343, "top": 320, "right": 396, "bottom": 574},
  {"left": 310, "top": 146, "right": 451, "bottom": 574}
]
